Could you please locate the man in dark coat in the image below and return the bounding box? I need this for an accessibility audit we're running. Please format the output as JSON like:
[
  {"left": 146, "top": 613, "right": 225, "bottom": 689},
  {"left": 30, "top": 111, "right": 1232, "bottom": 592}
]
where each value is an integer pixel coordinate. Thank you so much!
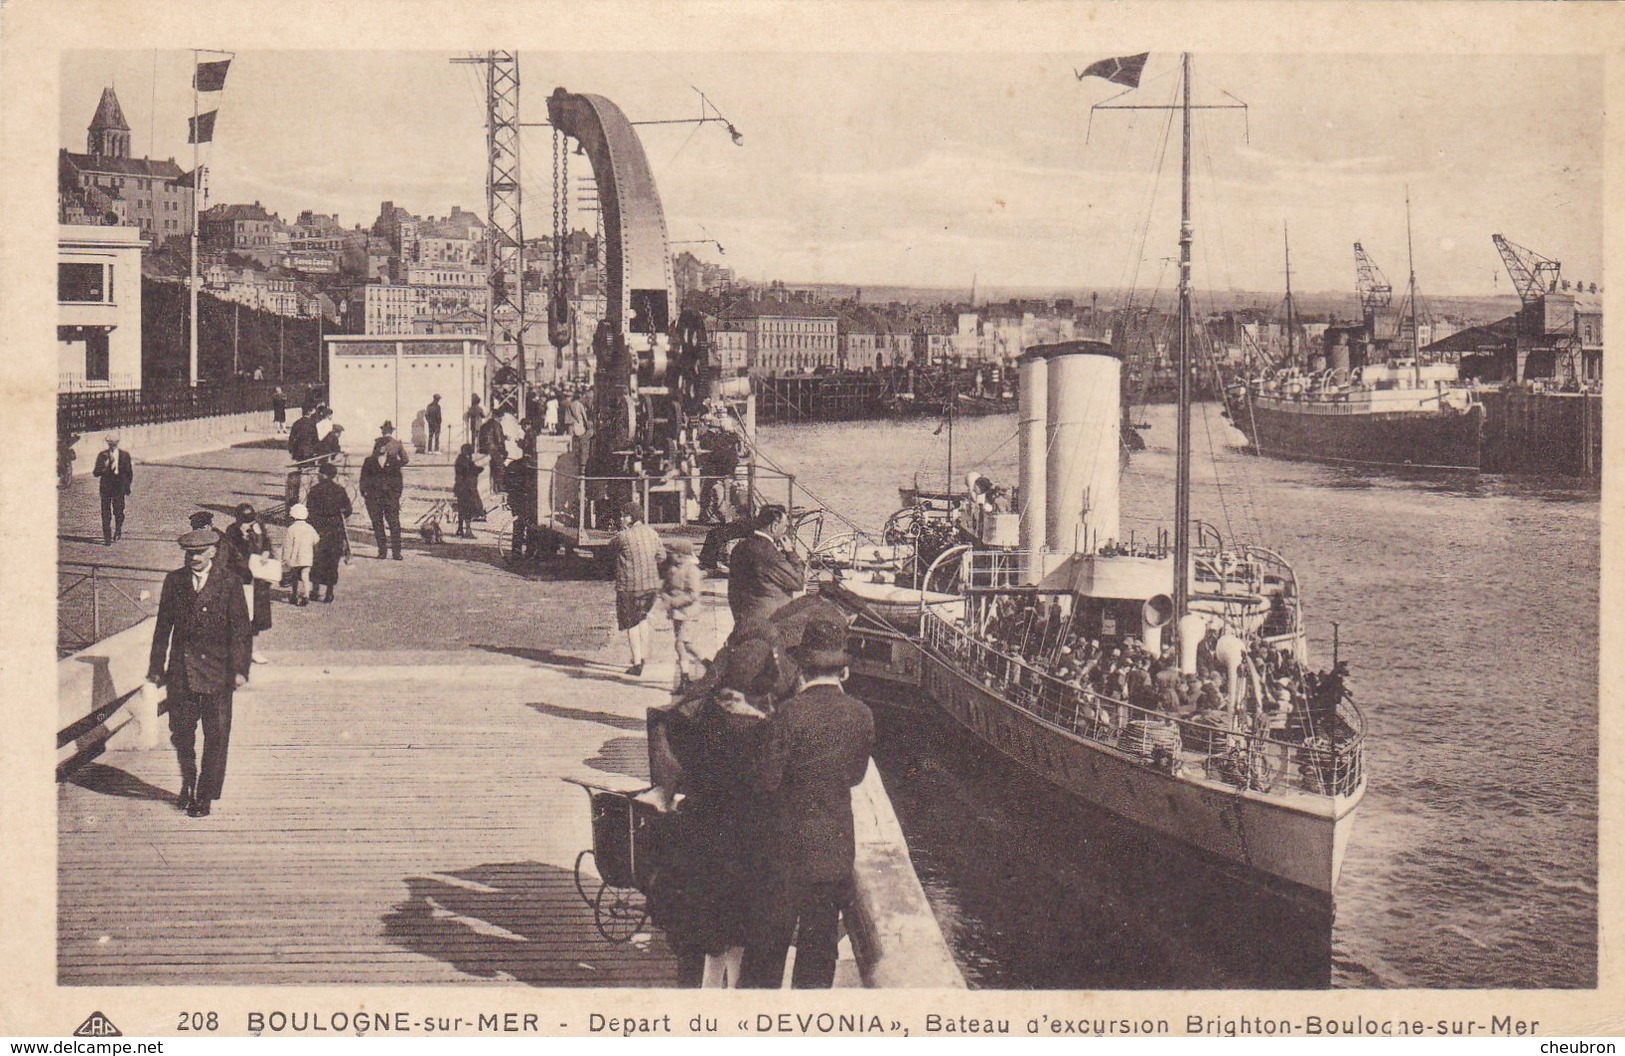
[
  {"left": 739, "top": 613, "right": 873, "bottom": 989},
  {"left": 725, "top": 504, "right": 805, "bottom": 626},
  {"left": 287, "top": 411, "right": 320, "bottom": 464},
  {"left": 358, "top": 421, "right": 408, "bottom": 560},
  {"left": 424, "top": 394, "right": 443, "bottom": 453},
  {"left": 146, "top": 528, "right": 251, "bottom": 818},
  {"left": 92, "top": 434, "right": 134, "bottom": 545}
]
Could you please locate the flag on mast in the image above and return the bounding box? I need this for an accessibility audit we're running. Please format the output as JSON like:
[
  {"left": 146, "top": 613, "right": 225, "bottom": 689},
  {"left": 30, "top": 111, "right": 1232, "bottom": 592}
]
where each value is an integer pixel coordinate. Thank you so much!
[
  {"left": 1075, "top": 53, "right": 1149, "bottom": 88},
  {"left": 194, "top": 59, "right": 231, "bottom": 92},
  {"left": 188, "top": 110, "right": 218, "bottom": 144}
]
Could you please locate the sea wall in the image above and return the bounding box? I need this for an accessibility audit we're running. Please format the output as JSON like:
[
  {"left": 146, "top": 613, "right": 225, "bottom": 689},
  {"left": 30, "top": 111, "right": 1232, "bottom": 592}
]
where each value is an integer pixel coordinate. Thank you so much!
[{"left": 1480, "top": 388, "right": 1603, "bottom": 478}]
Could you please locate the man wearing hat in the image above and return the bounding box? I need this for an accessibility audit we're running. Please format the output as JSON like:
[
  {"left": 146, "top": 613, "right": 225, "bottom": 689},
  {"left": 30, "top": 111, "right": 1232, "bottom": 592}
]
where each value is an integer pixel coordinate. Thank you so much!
[
  {"left": 358, "top": 421, "right": 409, "bottom": 560},
  {"left": 424, "top": 394, "right": 443, "bottom": 453},
  {"left": 92, "top": 434, "right": 134, "bottom": 545},
  {"left": 740, "top": 612, "right": 873, "bottom": 989},
  {"left": 725, "top": 504, "right": 806, "bottom": 627},
  {"left": 609, "top": 501, "right": 666, "bottom": 677},
  {"left": 146, "top": 527, "right": 251, "bottom": 818}
]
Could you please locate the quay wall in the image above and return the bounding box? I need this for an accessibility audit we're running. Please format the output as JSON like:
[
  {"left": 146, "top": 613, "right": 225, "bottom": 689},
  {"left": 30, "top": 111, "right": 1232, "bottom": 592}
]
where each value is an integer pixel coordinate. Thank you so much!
[
  {"left": 1481, "top": 388, "right": 1603, "bottom": 479},
  {"left": 65, "top": 411, "right": 272, "bottom": 476}
]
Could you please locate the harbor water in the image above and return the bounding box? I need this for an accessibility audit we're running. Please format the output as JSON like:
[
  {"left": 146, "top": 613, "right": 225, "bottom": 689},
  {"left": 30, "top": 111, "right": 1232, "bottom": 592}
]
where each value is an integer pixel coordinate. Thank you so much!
[{"left": 757, "top": 403, "right": 1598, "bottom": 990}]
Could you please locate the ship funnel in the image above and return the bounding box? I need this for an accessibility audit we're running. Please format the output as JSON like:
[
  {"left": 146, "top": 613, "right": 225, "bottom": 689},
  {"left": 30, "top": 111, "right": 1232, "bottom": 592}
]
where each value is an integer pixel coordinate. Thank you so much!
[
  {"left": 1017, "top": 350, "right": 1048, "bottom": 583},
  {"left": 1042, "top": 341, "right": 1121, "bottom": 554}
]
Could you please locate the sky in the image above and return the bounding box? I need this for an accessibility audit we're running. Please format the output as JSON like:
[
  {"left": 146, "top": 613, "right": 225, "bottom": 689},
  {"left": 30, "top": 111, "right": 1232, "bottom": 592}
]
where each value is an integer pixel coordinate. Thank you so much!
[{"left": 61, "top": 49, "right": 1604, "bottom": 298}]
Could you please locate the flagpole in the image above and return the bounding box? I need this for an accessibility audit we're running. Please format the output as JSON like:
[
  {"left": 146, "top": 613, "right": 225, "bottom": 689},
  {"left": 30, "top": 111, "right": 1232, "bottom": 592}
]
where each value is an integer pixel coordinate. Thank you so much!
[{"left": 189, "top": 50, "right": 200, "bottom": 388}]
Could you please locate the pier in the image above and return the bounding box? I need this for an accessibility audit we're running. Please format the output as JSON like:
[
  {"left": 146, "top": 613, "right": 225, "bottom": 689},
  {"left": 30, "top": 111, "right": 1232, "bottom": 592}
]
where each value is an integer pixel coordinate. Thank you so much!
[{"left": 56, "top": 431, "right": 960, "bottom": 988}]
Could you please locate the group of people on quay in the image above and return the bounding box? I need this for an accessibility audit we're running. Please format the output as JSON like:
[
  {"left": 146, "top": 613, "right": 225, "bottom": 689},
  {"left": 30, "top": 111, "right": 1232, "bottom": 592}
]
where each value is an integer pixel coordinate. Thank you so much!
[
  {"left": 599, "top": 472, "right": 868, "bottom": 990},
  {"left": 968, "top": 594, "right": 1350, "bottom": 734},
  {"left": 622, "top": 501, "right": 869, "bottom": 989}
]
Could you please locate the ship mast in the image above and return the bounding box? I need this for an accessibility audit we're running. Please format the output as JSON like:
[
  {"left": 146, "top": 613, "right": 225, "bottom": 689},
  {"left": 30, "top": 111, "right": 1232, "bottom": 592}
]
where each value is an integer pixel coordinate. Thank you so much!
[
  {"left": 1283, "top": 223, "right": 1296, "bottom": 366},
  {"left": 1173, "top": 52, "right": 1193, "bottom": 627},
  {"left": 1404, "top": 188, "right": 1421, "bottom": 388}
]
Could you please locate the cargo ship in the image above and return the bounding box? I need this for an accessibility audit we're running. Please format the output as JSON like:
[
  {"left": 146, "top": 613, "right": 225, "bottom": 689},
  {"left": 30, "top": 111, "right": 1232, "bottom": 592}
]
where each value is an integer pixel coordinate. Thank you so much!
[{"left": 1235, "top": 204, "right": 1484, "bottom": 471}]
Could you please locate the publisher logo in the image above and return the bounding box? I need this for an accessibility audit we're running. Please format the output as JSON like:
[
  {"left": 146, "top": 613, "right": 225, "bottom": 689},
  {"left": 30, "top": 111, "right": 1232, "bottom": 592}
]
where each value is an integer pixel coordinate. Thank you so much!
[{"left": 73, "top": 1012, "right": 123, "bottom": 1037}]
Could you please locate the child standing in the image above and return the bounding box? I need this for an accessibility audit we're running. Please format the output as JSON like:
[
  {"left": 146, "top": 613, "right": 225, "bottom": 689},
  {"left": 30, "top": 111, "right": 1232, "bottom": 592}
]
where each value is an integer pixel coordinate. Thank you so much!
[
  {"left": 660, "top": 539, "right": 705, "bottom": 685},
  {"left": 281, "top": 504, "right": 320, "bottom": 607}
]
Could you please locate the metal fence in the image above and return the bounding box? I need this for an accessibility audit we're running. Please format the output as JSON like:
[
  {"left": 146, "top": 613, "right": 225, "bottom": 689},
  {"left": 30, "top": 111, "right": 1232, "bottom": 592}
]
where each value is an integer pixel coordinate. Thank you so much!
[
  {"left": 58, "top": 564, "right": 160, "bottom": 658},
  {"left": 58, "top": 378, "right": 319, "bottom": 435}
]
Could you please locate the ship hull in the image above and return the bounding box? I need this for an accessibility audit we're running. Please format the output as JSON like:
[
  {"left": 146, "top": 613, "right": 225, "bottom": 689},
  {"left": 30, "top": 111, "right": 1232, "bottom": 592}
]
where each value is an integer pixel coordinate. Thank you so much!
[
  {"left": 1242, "top": 396, "right": 1483, "bottom": 471},
  {"left": 846, "top": 625, "right": 1362, "bottom": 899}
]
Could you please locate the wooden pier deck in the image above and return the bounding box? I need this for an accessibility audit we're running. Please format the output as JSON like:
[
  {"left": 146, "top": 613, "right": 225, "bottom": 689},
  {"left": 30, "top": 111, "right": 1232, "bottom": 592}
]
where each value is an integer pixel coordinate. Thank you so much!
[{"left": 59, "top": 655, "right": 682, "bottom": 987}]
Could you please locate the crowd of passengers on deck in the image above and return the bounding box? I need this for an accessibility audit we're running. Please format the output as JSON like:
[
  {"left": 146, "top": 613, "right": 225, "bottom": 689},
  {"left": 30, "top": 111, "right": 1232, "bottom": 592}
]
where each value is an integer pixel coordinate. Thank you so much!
[{"left": 949, "top": 594, "right": 1353, "bottom": 739}]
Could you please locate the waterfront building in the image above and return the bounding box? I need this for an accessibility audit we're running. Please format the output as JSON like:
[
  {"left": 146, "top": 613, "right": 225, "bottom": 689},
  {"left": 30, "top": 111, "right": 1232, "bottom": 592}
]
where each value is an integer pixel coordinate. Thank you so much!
[
  {"left": 709, "top": 327, "right": 749, "bottom": 373},
  {"left": 58, "top": 223, "right": 144, "bottom": 390},
  {"left": 742, "top": 311, "right": 840, "bottom": 376},
  {"left": 59, "top": 87, "right": 196, "bottom": 246}
]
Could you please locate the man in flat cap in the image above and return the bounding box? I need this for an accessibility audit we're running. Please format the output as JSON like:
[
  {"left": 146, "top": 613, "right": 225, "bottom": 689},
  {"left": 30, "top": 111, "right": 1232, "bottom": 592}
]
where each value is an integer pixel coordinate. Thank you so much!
[
  {"left": 146, "top": 527, "right": 251, "bottom": 818},
  {"left": 92, "top": 434, "right": 134, "bottom": 545}
]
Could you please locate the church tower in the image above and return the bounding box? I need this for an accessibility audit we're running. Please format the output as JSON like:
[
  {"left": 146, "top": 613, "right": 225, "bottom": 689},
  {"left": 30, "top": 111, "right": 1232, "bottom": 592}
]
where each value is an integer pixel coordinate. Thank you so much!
[{"left": 87, "top": 87, "right": 131, "bottom": 159}]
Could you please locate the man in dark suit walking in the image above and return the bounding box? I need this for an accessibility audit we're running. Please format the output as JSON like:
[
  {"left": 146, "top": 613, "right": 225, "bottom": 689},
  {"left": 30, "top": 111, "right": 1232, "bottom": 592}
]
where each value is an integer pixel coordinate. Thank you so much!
[
  {"left": 725, "top": 505, "right": 806, "bottom": 626},
  {"left": 92, "top": 434, "right": 133, "bottom": 545},
  {"left": 740, "top": 613, "right": 873, "bottom": 988},
  {"left": 146, "top": 528, "right": 251, "bottom": 818},
  {"left": 359, "top": 421, "right": 409, "bottom": 560}
]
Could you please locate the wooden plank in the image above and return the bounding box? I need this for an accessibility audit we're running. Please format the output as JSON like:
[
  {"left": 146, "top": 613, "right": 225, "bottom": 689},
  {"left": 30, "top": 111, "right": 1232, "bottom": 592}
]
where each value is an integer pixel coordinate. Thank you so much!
[{"left": 58, "top": 657, "right": 678, "bottom": 987}]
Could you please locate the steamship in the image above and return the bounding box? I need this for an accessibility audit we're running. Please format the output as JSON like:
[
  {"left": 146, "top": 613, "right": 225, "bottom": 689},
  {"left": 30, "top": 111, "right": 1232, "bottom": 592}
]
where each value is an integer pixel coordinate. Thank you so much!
[
  {"left": 1235, "top": 206, "right": 1484, "bottom": 471},
  {"left": 827, "top": 55, "right": 1366, "bottom": 900}
]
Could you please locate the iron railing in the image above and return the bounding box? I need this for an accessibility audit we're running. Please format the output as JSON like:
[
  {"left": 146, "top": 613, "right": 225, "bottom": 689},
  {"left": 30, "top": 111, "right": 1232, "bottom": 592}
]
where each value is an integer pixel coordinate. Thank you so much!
[
  {"left": 922, "top": 612, "right": 1364, "bottom": 798},
  {"left": 58, "top": 564, "right": 160, "bottom": 658},
  {"left": 58, "top": 378, "right": 318, "bottom": 435}
]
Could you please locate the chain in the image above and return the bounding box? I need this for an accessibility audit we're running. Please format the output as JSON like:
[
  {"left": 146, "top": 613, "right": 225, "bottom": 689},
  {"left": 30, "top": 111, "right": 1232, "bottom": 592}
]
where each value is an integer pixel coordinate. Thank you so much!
[{"left": 552, "top": 128, "right": 563, "bottom": 273}]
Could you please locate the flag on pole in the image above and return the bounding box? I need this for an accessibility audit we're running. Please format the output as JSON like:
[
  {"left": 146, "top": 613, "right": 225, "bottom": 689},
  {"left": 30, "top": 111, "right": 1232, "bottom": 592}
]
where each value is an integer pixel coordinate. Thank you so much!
[
  {"left": 188, "top": 110, "right": 218, "bottom": 144},
  {"left": 1076, "top": 53, "right": 1149, "bottom": 88},
  {"left": 194, "top": 59, "right": 231, "bottom": 92}
]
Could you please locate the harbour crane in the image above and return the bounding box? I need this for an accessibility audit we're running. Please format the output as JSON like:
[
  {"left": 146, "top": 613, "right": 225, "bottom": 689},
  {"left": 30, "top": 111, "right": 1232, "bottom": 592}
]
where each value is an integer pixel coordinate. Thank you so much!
[
  {"left": 1492, "top": 233, "right": 1561, "bottom": 306},
  {"left": 1352, "top": 242, "right": 1393, "bottom": 313}
]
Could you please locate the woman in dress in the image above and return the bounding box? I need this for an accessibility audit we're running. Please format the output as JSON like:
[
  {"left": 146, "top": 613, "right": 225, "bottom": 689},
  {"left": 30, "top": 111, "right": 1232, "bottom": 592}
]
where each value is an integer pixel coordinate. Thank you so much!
[
  {"left": 303, "top": 461, "right": 352, "bottom": 603},
  {"left": 271, "top": 387, "right": 287, "bottom": 435},
  {"left": 224, "top": 503, "right": 274, "bottom": 669},
  {"left": 453, "top": 443, "right": 485, "bottom": 538}
]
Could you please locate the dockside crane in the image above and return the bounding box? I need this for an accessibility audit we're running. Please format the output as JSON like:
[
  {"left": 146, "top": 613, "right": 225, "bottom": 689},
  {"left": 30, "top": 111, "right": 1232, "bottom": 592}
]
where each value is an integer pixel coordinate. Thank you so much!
[
  {"left": 1492, "top": 233, "right": 1561, "bottom": 306},
  {"left": 1353, "top": 242, "right": 1393, "bottom": 314}
]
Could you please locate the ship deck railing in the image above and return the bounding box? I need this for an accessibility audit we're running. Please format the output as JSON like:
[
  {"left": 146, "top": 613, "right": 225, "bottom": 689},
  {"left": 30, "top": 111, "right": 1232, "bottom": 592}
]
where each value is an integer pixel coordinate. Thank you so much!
[{"left": 921, "top": 612, "right": 1364, "bottom": 799}]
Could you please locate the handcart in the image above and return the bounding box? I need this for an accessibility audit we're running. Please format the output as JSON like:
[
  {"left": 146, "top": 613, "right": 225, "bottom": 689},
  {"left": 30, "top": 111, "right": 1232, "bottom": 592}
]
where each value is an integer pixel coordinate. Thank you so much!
[{"left": 562, "top": 777, "right": 666, "bottom": 943}]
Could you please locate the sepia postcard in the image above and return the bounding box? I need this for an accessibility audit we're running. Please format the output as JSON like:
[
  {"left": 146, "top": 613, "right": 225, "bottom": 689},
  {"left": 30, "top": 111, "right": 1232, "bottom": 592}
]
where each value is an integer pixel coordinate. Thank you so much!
[{"left": 1, "top": 0, "right": 1619, "bottom": 1043}]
